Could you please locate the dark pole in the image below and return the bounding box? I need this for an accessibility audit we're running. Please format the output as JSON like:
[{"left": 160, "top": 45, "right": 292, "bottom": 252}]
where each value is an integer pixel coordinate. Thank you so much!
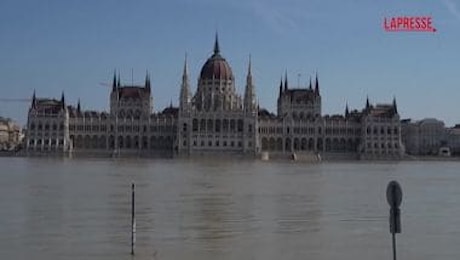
[
  {"left": 131, "top": 183, "right": 135, "bottom": 255},
  {"left": 392, "top": 232, "right": 396, "bottom": 260},
  {"left": 386, "top": 181, "right": 402, "bottom": 260}
]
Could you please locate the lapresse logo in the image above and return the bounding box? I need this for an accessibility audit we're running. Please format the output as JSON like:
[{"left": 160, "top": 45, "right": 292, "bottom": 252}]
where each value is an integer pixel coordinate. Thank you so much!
[{"left": 383, "top": 16, "right": 436, "bottom": 32}]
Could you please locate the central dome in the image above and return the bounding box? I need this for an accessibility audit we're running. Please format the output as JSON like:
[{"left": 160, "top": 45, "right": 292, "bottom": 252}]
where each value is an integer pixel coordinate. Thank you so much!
[{"left": 199, "top": 35, "right": 233, "bottom": 81}]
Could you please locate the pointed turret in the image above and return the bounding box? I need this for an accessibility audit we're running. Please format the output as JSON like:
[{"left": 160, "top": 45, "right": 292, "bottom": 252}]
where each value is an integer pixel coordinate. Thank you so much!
[
  {"left": 77, "top": 99, "right": 81, "bottom": 113},
  {"left": 31, "top": 89, "right": 36, "bottom": 109},
  {"left": 112, "top": 71, "right": 117, "bottom": 91},
  {"left": 309, "top": 76, "right": 312, "bottom": 90},
  {"left": 145, "top": 71, "right": 151, "bottom": 91},
  {"left": 179, "top": 53, "right": 191, "bottom": 112},
  {"left": 366, "top": 96, "right": 370, "bottom": 110},
  {"left": 244, "top": 55, "right": 256, "bottom": 113},
  {"left": 61, "top": 91, "right": 65, "bottom": 109},
  {"left": 393, "top": 96, "right": 398, "bottom": 114},
  {"left": 279, "top": 77, "right": 283, "bottom": 97},
  {"left": 284, "top": 71, "right": 288, "bottom": 91},
  {"left": 117, "top": 73, "right": 121, "bottom": 87},
  {"left": 213, "top": 32, "right": 220, "bottom": 55},
  {"left": 246, "top": 54, "right": 252, "bottom": 85},
  {"left": 345, "top": 103, "right": 349, "bottom": 117},
  {"left": 315, "top": 72, "right": 319, "bottom": 95}
]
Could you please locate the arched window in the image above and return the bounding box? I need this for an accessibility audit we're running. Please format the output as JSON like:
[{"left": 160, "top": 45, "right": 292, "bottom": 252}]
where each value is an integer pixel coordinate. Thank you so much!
[
  {"left": 237, "top": 119, "right": 243, "bottom": 132},
  {"left": 192, "top": 119, "right": 198, "bottom": 132},
  {"left": 215, "top": 119, "right": 221, "bottom": 132}
]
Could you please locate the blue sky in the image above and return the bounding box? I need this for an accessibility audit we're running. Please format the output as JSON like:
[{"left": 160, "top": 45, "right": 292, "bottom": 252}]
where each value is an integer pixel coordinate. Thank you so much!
[{"left": 1, "top": 0, "right": 460, "bottom": 126}]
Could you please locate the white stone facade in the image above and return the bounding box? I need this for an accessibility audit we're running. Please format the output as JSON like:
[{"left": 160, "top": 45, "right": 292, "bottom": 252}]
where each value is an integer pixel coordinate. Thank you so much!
[{"left": 25, "top": 36, "right": 404, "bottom": 159}]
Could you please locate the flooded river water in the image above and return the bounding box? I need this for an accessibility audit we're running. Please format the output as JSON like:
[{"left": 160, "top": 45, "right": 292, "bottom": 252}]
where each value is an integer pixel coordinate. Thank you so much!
[{"left": 1, "top": 157, "right": 459, "bottom": 259}]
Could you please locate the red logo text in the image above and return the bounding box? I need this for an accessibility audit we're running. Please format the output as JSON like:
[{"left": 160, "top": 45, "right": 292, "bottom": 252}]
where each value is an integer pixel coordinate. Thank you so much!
[{"left": 383, "top": 16, "right": 436, "bottom": 32}]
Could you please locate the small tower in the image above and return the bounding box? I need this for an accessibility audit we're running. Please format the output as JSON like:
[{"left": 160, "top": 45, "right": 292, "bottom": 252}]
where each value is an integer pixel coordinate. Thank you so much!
[
  {"left": 31, "top": 90, "right": 36, "bottom": 109},
  {"left": 112, "top": 71, "right": 117, "bottom": 92},
  {"left": 244, "top": 55, "right": 256, "bottom": 113},
  {"left": 77, "top": 99, "right": 81, "bottom": 113},
  {"left": 315, "top": 72, "right": 320, "bottom": 95},
  {"left": 393, "top": 96, "right": 398, "bottom": 114},
  {"left": 145, "top": 71, "right": 151, "bottom": 92},
  {"left": 61, "top": 91, "right": 65, "bottom": 109},
  {"left": 278, "top": 77, "right": 283, "bottom": 97},
  {"left": 179, "top": 54, "right": 191, "bottom": 112},
  {"left": 284, "top": 71, "right": 288, "bottom": 91}
]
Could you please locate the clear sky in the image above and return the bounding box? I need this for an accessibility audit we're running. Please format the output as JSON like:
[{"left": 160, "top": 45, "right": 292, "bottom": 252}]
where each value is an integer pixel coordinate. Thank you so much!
[{"left": 1, "top": 0, "right": 459, "bottom": 126}]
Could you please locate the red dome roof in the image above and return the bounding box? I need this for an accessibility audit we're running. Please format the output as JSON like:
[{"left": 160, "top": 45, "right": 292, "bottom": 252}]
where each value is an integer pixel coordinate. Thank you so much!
[
  {"left": 200, "top": 53, "right": 233, "bottom": 80},
  {"left": 199, "top": 34, "right": 233, "bottom": 81}
]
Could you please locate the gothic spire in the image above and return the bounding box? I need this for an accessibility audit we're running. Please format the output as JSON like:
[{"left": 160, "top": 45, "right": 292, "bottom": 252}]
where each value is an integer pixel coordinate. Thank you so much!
[
  {"left": 345, "top": 103, "right": 349, "bottom": 117},
  {"left": 366, "top": 96, "right": 370, "bottom": 109},
  {"left": 284, "top": 70, "right": 288, "bottom": 91},
  {"left": 393, "top": 96, "right": 398, "bottom": 114},
  {"left": 279, "top": 77, "right": 283, "bottom": 97},
  {"left": 180, "top": 53, "right": 191, "bottom": 111},
  {"left": 145, "top": 71, "right": 151, "bottom": 90},
  {"left": 246, "top": 54, "right": 252, "bottom": 85},
  {"left": 213, "top": 32, "right": 220, "bottom": 55},
  {"left": 61, "top": 91, "right": 65, "bottom": 109},
  {"left": 315, "top": 72, "right": 319, "bottom": 94},
  {"left": 117, "top": 72, "right": 121, "bottom": 87},
  {"left": 183, "top": 52, "right": 188, "bottom": 78},
  {"left": 31, "top": 89, "right": 36, "bottom": 109},
  {"left": 309, "top": 76, "right": 312, "bottom": 90},
  {"left": 244, "top": 55, "right": 256, "bottom": 113},
  {"left": 77, "top": 99, "right": 81, "bottom": 113},
  {"left": 112, "top": 70, "right": 117, "bottom": 91}
]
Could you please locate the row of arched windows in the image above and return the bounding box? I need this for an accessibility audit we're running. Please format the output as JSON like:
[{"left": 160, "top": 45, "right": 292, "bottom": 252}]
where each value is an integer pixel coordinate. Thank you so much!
[
  {"left": 260, "top": 137, "right": 360, "bottom": 152},
  {"left": 69, "top": 135, "right": 174, "bottom": 150},
  {"left": 29, "top": 123, "right": 64, "bottom": 131},
  {"left": 191, "top": 118, "right": 247, "bottom": 133},
  {"left": 366, "top": 126, "right": 399, "bottom": 135}
]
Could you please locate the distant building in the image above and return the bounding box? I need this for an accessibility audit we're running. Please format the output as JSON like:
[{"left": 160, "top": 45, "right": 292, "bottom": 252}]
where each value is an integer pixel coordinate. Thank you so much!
[
  {"left": 25, "top": 35, "right": 404, "bottom": 159},
  {"left": 401, "top": 118, "right": 446, "bottom": 155},
  {"left": 0, "top": 117, "right": 22, "bottom": 150},
  {"left": 446, "top": 125, "right": 460, "bottom": 155}
]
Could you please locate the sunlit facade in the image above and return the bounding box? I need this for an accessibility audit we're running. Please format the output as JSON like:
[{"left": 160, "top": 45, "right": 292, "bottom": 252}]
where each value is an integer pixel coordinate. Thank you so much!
[{"left": 25, "top": 36, "right": 404, "bottom": 159}]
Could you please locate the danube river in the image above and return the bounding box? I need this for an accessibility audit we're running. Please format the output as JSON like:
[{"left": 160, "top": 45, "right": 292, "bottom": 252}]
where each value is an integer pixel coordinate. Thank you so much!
[{"left": 1, "top": 157, "right": 459, "bottom": 260}]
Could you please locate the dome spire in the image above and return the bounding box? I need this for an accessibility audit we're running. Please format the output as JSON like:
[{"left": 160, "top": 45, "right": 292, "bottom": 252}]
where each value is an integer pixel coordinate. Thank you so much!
[{"left": 214, "top": 32, "right": 220, "bottom": 55}]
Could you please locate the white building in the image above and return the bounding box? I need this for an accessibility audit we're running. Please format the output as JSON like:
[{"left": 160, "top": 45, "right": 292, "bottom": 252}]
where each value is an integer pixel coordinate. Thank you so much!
[
  {"left": 401, "top": 118, "right": 446, "bottom": 155},
  {"left": 25, "top": 35, "right": 404, "bottom": 159}
]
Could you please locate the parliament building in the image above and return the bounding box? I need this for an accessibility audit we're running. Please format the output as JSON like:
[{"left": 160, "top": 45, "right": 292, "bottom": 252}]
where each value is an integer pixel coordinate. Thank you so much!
[{"left": 25, "top": 36, "right": 404, "bottom": 160}]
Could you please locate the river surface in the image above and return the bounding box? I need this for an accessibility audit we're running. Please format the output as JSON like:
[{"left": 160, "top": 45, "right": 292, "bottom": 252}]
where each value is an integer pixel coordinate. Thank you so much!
[{"left": 0, "top": 157, "right": 460, "bottom": 260}]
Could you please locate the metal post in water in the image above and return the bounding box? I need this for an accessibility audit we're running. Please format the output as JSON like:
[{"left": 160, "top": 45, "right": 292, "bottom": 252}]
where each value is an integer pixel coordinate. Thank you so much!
[
  {"left": 386, "top": 181, "right": 402, "bottom": 260},
  {"left": 131, "top": 182, "right": 136, "bottom": 255},
  {"left": 392, "top": 232, "right": 396, "bottom": 260}
]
